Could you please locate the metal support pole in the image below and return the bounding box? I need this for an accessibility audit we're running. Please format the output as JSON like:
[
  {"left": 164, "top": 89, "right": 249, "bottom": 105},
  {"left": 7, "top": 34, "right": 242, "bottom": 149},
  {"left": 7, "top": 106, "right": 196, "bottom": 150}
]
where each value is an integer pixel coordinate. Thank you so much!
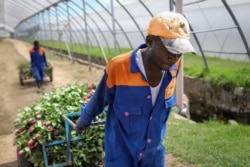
[
  {"left": 169, "top": 0, "right": 174, "bottom": 11},
  {"left": 39, "top": 13, "right": 42, "bottom": 41},
  {"left": 36, "top": 14, "right": 40, "bottom": 41},
  {"left": 82, "top": 0, "right": 92, "bottom": 71},
  {"left": 221, "top": 0, "right": 250, "bottom": 60},
  {"left": 34, "top": 15, "right": 38, "bottom": 40},
  {"left": 48, "top": 9, "right": 53, "bottom": 51},
  {"left": 175, "top": 0, "right": 185, "bottom": 114},
  {"left": 189, "top": 25, "right": 209, "bottom": 71},
  {"left": 55, "top": 5, "right": 63, "bottom": 56},
  {"left": 42, "top": 12, "right": 47, "bottom": 49},
  {"left": 111, "top": 0, "right": 117, "bottom": 55},
  {"left": 66, "top": 0, "right": 73, "bottom": 63}
]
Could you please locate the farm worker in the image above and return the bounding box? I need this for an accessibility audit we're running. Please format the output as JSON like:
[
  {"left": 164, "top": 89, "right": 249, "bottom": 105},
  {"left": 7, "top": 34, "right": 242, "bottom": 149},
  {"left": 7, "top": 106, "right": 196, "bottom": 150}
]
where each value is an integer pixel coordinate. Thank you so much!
[
  {"left": 30, "top": 40, "right": 48, "bottom": 93},
  {"left": 76, "top": 11, "right": 196, "bottom": 167}
]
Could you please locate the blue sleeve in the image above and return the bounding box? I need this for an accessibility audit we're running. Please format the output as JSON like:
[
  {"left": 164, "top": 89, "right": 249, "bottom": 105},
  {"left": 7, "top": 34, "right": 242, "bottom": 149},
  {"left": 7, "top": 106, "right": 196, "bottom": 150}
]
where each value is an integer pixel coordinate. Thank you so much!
[
  {"left": 80, "top": 71, "right": 113, "bottom": 124},
  {"left": 43, "top": 53, "right": 47, "bottom": 65},
  {"left": 30, "top": 54, "right": 34, "bottom": 67}
]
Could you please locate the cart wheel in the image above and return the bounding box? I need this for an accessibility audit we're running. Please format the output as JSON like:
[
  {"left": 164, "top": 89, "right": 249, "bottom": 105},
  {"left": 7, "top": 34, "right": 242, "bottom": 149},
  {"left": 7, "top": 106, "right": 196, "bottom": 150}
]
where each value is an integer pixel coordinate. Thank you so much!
[
  {"left": 17, "top": 148, "right": 33, "bottom": 167},
  {"left": 19, "top": 72, "right": 24, "bottom": 86},
  {"left": 49, "top": 69, "right": 53, "bottom": 82}
]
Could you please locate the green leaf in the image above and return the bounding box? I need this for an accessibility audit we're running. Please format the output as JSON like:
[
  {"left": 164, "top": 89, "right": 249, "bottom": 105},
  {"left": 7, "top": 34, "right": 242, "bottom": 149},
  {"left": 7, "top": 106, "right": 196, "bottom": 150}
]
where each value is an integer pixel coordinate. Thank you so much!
[{"left": 24, "top": 147, "right": 30, "bottom": 152}]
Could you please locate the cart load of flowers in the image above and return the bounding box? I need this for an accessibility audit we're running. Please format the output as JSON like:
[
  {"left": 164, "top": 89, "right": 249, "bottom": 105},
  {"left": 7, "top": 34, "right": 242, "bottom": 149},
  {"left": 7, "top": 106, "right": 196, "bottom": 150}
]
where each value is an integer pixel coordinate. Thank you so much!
[{"left": 14, "top": 83, "right": 106, "bottom": 167}]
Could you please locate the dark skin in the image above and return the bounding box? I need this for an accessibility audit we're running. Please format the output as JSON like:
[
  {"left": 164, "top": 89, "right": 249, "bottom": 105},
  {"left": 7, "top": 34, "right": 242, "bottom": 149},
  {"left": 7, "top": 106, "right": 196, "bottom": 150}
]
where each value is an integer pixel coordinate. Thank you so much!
[
  {"left": 33, "top": 41, "right": 39, "bottom": 50},
  {"left": 141, "top": 35, "right": 182, "bottom": 87}
]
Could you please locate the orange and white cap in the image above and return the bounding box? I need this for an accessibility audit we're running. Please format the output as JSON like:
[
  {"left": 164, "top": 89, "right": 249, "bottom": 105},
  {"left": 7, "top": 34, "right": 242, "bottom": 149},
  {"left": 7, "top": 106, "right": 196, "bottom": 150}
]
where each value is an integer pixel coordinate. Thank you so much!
[{"left": 147, "top": 11, "right": 196, "bottom": 54}]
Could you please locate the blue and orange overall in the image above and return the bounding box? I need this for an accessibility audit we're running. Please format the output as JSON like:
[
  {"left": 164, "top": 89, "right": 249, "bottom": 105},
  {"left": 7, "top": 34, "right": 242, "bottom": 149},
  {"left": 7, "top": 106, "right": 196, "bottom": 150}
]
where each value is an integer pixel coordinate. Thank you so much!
[
  {"left": 30, "top": 47, "right": 47, "bottom": 84},
  {"left": 80, "top": 44, "right": 180, "bottom": 167}
]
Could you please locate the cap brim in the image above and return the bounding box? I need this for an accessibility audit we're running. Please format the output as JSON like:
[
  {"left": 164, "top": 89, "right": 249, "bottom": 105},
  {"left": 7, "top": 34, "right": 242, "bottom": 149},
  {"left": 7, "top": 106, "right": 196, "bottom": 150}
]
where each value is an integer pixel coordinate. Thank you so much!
[{"left": 160, "top": 38, "right": 196, "bottom": 55}]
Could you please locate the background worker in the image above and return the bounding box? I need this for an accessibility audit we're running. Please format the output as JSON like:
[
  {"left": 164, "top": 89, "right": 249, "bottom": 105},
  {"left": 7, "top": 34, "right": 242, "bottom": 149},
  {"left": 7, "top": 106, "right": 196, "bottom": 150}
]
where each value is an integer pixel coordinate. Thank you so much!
[
  {"left": 76, "top": 11, "right": 196, "bottom": 167},
  {"left": 30, "top": 40, "right": 47, "bottom": 93}
]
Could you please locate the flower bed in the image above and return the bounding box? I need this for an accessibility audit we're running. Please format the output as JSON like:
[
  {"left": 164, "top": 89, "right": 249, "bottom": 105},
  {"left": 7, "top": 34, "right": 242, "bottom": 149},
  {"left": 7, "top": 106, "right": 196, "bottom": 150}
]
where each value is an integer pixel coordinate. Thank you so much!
[{"left": 14, "top": 83, "right": 106, "bottom": 167}]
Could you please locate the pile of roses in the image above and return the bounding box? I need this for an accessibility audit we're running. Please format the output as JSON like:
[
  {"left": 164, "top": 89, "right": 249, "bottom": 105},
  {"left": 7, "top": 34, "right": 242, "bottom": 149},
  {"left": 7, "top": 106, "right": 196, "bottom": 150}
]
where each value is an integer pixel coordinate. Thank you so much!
[{"left": 14, "top": 83, "right": 106, "bottom": 167}]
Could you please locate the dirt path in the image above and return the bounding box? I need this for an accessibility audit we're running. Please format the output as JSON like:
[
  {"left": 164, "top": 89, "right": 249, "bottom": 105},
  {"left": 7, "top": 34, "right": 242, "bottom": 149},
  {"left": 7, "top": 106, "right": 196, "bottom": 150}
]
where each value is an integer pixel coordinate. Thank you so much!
[{"left": 0, "top": 39, "right": 197, "bottom": 167}]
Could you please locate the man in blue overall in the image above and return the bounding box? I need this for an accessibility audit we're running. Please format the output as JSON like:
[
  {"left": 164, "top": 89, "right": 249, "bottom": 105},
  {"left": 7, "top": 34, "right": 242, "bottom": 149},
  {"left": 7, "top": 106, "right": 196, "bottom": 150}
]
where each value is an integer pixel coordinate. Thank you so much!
[
  {"left": 76, "top": 11, "right": 196, "bottom": 167},
  {"left": 30, "top": 41, "right": 47, "bottom": 93}
]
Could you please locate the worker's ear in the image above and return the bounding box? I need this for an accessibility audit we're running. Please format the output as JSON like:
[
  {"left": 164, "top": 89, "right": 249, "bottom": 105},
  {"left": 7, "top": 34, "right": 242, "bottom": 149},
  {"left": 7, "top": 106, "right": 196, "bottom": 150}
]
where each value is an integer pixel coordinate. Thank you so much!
[{"left": 146, "top": 35, "right": 153, "bottom": 47}]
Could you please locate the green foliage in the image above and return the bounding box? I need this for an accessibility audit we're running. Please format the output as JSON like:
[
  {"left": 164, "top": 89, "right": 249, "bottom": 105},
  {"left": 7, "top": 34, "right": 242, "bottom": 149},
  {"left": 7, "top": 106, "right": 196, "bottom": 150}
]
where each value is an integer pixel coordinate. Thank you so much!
[
  {"left": 17, "top": 62, "right": 53, "bottom": 78},
  {"left": 165, "top": 112, "right": 250, "bottom": 167},
  {"left": 17, "top": 62, "right": 30, "bottom": 70},
  {"left": 34, "top": 40, "right": 250, "bottom": 89},
  {"left": 184, "top": 54, "right": 250, "bottom": 89},
  {"left": 37, "top": 40, "right": 131, "bottom": 60},
  {"left": 14, "top": 83, "right": 105, "bottom": 166},
  {"left": 25, "top": 40, "right": 250, "bottom": 89}
]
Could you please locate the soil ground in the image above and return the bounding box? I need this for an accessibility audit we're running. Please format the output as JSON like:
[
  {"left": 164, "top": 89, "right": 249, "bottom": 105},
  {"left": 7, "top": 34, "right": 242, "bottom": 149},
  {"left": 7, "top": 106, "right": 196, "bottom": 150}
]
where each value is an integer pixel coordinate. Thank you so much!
[{"left": 0, "top": 39, "right": 197, "bottom": 167}]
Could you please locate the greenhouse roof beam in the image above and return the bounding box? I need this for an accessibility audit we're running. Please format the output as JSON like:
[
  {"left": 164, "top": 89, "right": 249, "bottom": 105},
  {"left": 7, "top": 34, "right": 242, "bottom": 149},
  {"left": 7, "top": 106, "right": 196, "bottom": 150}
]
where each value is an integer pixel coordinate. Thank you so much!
[
  {"left": 184, "top": 0, "right": 207, "bottom": 6},
  {"left": 70, "top": 0, "right": 112, "bottom": 54},
  {"left": 191, "top": 26, "right": 238, "bottom": 33},
  {"left": 96, "top": 0, "right": 133, "bottom": 50},
  {"left": 222, "top": 0, "right": 250, "bottom": 60},
  {"left": 116, "top": 0, "right": 145, "bottom": 41},
  {"left": 58, "top": 1, "right": 104, "bottom": 58},
  {"left": 56, "top": 2, "right": 96, "bottom": 55},
  {"left": 15, "top": 0, "right": 61, "bottom": 29}
]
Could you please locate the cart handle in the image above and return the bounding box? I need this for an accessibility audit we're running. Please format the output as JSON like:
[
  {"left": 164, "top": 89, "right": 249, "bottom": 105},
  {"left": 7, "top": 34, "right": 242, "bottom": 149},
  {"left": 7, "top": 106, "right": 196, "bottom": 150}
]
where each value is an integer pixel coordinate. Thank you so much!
[{"left": 62, "top": 113, "right": 105, "bottom": 129}]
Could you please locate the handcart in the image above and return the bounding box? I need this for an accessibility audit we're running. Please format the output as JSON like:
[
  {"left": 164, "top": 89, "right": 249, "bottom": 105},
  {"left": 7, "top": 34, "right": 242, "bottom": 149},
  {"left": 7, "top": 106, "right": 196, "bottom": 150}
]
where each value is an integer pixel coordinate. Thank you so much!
[
  {"left": 61, "top": 112, "right": 105, "bottom": 166},
  {"left": 17, "top": 111, "right": 105, "bottom": 167},
  {"left": 18, "top": 62, "right": 53, "bottom": 86}
]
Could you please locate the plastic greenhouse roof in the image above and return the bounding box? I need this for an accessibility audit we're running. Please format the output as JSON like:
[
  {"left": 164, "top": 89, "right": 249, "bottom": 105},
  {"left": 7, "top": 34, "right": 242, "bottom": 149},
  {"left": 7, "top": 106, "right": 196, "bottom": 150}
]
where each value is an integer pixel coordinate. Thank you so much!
[
  {"left": 1, "top": 0, "right": 250, "bottom": 60},
  {"left": 1, "top": 0, "right": 249, "bottom": 32},
  {"left": 0, "top": 0, "right": 61, "bottom": 32}
]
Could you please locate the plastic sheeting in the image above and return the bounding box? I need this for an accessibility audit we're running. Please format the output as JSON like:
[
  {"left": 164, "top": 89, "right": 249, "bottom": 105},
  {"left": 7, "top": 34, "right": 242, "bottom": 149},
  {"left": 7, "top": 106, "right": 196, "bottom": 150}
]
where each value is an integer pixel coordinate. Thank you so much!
[{"left": 1, "top": 0, "right": 249, "bottom": 61}]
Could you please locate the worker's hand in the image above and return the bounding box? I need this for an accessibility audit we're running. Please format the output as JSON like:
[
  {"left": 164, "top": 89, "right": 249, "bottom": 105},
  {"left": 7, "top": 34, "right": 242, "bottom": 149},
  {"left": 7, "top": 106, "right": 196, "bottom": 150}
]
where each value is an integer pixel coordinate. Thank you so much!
[{"left": 75, "top": 119, "right": 90, "bottom": 134}]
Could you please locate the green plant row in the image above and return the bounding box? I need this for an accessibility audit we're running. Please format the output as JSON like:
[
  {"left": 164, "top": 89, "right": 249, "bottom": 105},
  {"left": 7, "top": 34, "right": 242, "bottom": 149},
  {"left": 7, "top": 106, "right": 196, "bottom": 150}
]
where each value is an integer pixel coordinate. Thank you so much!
[
  {"left": 27, "top": 39, "right": 131, "bottom": 60},
  {"left": 24, "top": 40, "right": 250, "bottom": 89},
  {"left": 184, "top": 54, "right": 250, "bottom": 89},
  {"left": 14, "top": 83, "right": 106, "bottom": 167}
]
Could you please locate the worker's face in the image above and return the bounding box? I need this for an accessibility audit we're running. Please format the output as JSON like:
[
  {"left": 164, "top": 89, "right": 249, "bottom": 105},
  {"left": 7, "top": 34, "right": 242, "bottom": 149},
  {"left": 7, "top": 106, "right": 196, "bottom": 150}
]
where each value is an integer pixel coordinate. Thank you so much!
[
  {"left": 148, "top": 36, "right": 182, "bottom": 70},
  {"left": 34, "top": 41, "right": 39, "bottom": 49}
]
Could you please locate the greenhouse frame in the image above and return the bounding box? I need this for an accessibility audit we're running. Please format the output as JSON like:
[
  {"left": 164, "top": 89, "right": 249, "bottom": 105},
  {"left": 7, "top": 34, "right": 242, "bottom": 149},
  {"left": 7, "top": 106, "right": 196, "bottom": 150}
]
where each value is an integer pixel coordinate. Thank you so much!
[{"left": 0, "top": 0, "right": 249, "bottom": 61}]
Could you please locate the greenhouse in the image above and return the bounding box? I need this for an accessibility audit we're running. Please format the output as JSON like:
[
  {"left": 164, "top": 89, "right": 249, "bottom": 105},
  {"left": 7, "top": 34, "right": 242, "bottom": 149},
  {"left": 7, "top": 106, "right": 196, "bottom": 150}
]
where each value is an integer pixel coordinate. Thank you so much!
[
  {"left": 0, "top": 0, "right": 250, "bottom": 167},
  {"left": 0, "top": 0, "right": 249, "bottom": 60}
]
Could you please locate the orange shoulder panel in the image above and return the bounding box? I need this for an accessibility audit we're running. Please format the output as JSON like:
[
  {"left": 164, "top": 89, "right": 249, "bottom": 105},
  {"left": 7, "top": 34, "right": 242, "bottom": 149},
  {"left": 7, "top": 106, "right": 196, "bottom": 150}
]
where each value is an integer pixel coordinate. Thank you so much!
[
  {"left": 169, "top": 58, "right": 181, "bottom": 77},
  {"left": 164, "top": 78, "right": 176, "bottom": 99},
  {"left": 165, "top": 59, "right": 181, "bottom": 99},
  {"left": 175, "top": 58, "right": 181, "bottom": 70},
  {"left": 106, "top": 52, "right": 148, "bottom": 88},
  {"left": 39, "top": 47, "right": 45, "bottom": 55},
  {"left": 29, "top": 49, "right": 34, "bottom": 54}
]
